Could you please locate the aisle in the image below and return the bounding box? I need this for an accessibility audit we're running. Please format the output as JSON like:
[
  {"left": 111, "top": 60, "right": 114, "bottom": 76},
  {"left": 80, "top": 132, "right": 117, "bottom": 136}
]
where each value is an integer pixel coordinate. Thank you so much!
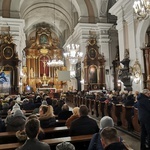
[{"left": 67, "top": 102, "right": 140, "bottom": 150}]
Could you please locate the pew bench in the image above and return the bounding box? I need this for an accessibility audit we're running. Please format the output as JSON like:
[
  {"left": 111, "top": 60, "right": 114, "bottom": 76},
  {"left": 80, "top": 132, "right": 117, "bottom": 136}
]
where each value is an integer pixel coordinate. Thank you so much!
[
  {"left": 0, "top": 126, "right": 69, "bottom": 144},
  {"left": 0, "top": 134, "right": 93, "bottom": 150}
]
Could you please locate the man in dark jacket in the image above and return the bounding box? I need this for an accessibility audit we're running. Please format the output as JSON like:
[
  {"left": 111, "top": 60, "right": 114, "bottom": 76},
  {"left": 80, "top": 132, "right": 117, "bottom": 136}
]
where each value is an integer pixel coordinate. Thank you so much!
[
  {"left": 100, "top": 127, "right": 127, "bottom": 150},
  {"left": 137, "top": 89, "right": 150, "bottom": 150},
  {"left": 16, "top": 118, "right": 50, "bottom": 150},
  {"left": 70, "top": 105, "right": 99, "bottom": 136}
]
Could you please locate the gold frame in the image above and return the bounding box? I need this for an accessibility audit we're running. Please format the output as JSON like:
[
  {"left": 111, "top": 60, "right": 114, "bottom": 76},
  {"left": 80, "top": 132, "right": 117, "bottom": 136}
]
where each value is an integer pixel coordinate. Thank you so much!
[
  {"left": 88, "top": 48, "right": 97, "bottom": 60},
  {"left": 3, "top": 46, "right": 13, "bottom": 59},
  {"left": 132, "top": 60, "right": 142, "bottom": 84}
]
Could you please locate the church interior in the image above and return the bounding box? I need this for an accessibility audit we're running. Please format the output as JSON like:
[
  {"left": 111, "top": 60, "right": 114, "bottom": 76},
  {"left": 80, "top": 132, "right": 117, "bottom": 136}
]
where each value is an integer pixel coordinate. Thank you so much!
[
  {"left": 0, "top": 0, "right": 150, "bottom": 149},
  {"left": 0, "top": 0, "right": 149, "bottom": 94}
]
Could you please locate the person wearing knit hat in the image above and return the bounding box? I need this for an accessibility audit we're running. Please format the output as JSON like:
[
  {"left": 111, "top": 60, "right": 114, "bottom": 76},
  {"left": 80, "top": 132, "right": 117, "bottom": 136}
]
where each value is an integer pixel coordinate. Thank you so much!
[
  {"left": 6, "top": 109, "right": 26, "bottom": 131},
  {"left": 0, "top": 103, "right": 9, "bottom": 116},
  {"left": 56, "top": 142, "right": 75, "bottom": 150},
  {"left": 11, "top": 103, "right": 20, "bottom": 113}
]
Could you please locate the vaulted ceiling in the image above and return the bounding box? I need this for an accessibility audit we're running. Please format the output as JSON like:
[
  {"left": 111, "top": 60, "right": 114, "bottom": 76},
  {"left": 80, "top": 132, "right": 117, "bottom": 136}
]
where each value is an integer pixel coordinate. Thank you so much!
[{"left": 0, "top": 0, "right": 116, "bottom": 45}]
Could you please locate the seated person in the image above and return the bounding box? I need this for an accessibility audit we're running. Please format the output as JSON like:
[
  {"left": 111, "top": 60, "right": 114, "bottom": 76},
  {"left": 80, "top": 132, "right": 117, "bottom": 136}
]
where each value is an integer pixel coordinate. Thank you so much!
[
  {"left": 88, "top": 116, "right": 114, "bottom": 150},
  {"left": 56, "top": 141, "right": 75, "bottom": 150},
  {"left": 58, "top": 104, "right": 73, "bottom": 120},
  {"left": 100, "top": 127, "right": 127, "bottom": 150},
  {"left": 6, "top": 109, "right": 26, "bottom": 132},
  {"left": 0, "top": 117, "right": 5, "bottom": 132},
  {"left": 70, "top": 105, "right": 99, "bottom": 136},
  {"left": 21, "top": 98, "right": 35, "bottom": 110},
  {"left": 66, "top": 107, "right": 80, "bottom": 128},
  {"left": 54, "top": 100, "right": 65, "bottom": 115},
  {"left": 0, "top": 102, "right": 9, "bottom": 116},
  {"left": 39, "top": 105, "right": 56, "bottom": 128},
  {"left": 16, "top": 114, "right": 45, "bottom": 142},
  {"left": 16, "top": 118, "right": 50, "bottom": 150}
]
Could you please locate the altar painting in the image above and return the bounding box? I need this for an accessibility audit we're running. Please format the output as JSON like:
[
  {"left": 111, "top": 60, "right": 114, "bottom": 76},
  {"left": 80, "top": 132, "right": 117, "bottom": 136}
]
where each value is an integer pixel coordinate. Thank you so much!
[{"left": 0, "top": 71, "right": 10, "bottom": 94}]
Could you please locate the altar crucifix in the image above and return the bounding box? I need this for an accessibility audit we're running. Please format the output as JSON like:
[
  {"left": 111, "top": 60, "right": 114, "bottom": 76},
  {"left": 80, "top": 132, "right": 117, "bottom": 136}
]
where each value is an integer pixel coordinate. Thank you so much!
[{"left": 40, "top": 56, "right": 49, "bottom": 77}]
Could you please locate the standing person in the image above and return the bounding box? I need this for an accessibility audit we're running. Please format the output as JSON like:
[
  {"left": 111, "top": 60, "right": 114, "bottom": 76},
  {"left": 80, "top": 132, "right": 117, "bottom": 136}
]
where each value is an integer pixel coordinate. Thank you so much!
[
  {"left": 137, "top": 89, "right": 150, "bottom": 150},
  {"left": 16, "top": 118, "right": 50, "bottom": 150},
  {"left": 70, "top": 105, "right": 99, "bottom": 136}
]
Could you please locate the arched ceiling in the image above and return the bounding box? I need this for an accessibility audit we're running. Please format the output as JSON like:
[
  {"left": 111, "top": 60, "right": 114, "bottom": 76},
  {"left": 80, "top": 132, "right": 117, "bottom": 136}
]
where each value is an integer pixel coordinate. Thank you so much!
[{"left": 0, "top": 0, "right": 116, "bottom": 45}]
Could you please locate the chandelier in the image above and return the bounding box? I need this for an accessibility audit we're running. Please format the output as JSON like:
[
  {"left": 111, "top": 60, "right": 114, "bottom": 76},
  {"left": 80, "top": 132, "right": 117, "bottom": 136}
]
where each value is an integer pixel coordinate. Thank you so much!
[
  {"left": 64, "top": 44, "right": 83, "bottom": 64},
  {"left": 70, "top": 70, "right": 76, "bottom": 78},
  {"left": 47, "top": 58, "right": 64, "bottom": 67},
  {"left": 133, "top": 0, "right": 150, "bottom": 20}
]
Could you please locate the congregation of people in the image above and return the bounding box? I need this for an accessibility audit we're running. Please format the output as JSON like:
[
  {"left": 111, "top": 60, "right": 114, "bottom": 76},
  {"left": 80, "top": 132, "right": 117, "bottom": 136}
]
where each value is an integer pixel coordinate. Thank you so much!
[{"left": 0, "top": 88, "right": 149, "bottom": 150}]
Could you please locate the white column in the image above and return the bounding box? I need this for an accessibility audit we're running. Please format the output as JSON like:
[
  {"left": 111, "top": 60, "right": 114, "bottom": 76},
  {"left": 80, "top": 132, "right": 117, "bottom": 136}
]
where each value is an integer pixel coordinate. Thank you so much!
[{"left": 97, "top": 23, "right": 112, "bottom": 90}]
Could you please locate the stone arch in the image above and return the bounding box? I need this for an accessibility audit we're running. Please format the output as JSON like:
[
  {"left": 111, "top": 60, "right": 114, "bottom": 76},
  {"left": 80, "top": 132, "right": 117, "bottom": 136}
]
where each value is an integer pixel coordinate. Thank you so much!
[{"left": 136, "top": 20, "right": 150, "bottom": 48}]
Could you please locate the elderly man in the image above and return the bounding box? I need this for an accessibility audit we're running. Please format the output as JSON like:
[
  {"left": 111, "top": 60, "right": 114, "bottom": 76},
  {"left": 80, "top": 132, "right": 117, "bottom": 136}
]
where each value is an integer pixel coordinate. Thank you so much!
[{"left": 137, "top": 89, "right": 150, "bottom": 150}]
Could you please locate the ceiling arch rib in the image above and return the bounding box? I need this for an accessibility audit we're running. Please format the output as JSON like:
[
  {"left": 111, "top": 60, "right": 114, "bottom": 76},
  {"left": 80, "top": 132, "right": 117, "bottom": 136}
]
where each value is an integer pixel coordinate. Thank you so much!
[
  {"left": 2, "top": 0, "right": 11, "bottom": 18},
  {"left": 10, "top": 0, "right": 20, "bottom": 18},
  {"left": 20, "top": 3, "right": 72, "bottom": 33},
  {"left": 75, "top": 0, "right": 89, "bottom": 23},
  {"left": 84, "top": 0, "right": 95, "bottom": 23}
]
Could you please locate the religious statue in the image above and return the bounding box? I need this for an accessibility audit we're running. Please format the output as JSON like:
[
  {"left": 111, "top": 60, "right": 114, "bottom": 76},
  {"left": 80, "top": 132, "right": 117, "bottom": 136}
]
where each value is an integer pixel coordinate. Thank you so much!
[
  {"left": 124, "top": 49, "right": 129, "bottom": 59},
  {"left": 43, "top": 73, "right": 47, "bottom": 80},
  {"left": 41, "top": 57, "right": 48, "bottom": 76},
  {"left": 30, "top": 68, "right": 34, "bottom": 78}
]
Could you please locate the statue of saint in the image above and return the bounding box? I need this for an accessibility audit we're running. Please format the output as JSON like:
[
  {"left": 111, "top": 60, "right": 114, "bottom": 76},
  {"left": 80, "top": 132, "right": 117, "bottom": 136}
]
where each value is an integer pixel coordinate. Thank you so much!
[{"left": 30, "top": 68, "right": 34, "bottom": 78}]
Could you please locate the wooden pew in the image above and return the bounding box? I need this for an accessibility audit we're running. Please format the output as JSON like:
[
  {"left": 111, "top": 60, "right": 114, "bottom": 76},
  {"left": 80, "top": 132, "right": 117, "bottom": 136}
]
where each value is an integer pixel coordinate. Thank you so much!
[
  {"left": 55, "top": 119, "right": 66, "bottom": 126},
  {"left": 0, "top": 134, "right": 93, "bottom": 150},
  {"left": 94, "top": 100, "right": 99, "bottom": 117},
  {"left": 111, "top": 104, "right": 122, "bottom": 126},
  {"left": 0, "top": 112, "right": 33, "bottom": 119},
  {"left": 121, "top": 105, "right": 134, "bottom": 131},
  {"left": 121, "top": 105, "right": 128, "bottom": 129},
  {"left": 115, "top": 104, "right": 122, "bottom": 126},
  {"left": 100, "top": 101, "right": 105, "bottom": 117},
  {"left": 0, "top": 126, "right": 69, "bottom": 144},
  {"left": 111, "top": 103, "right": 117, "bottom": 124},
  {"left": 132, "top": 108, "right": 140, "bottom": 133},
  {"left": 89, "top": 99, "right": 95, "bottom": 115},
  {"left": 85, "top": 98, "right": 90, "bottom": 109}
]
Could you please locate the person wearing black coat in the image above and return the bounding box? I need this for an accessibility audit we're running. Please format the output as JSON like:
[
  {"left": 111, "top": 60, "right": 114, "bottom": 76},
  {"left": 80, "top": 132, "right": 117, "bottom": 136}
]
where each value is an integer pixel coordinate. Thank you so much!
[
  {"left": 70, "top": 105, "right": 99, "bottom": 136},
  {"left": 100, "top": 127, "right": 127, "bottom": 150},
  {"left": 58, "top": 104, "right": 72, "bottom": 120},
  {"left": 137, "top": 89, "right": 150, "bottom": 150}
]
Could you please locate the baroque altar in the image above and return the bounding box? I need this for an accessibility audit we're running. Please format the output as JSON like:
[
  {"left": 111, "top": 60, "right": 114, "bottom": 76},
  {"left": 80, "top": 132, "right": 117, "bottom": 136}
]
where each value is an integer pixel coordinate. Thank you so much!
[{"left": 23, "top": 23, "right": 66, "bottom": 92}]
